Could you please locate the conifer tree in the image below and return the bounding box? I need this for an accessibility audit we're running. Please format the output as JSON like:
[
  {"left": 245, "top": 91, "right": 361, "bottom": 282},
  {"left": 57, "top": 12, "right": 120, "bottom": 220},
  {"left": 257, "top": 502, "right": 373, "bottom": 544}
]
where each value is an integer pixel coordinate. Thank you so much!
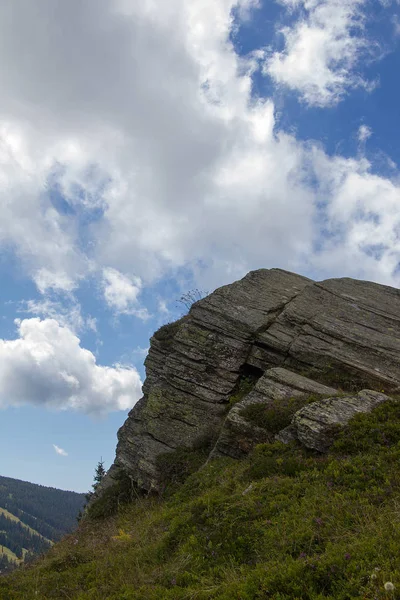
[
  {"left": 93, "top": 458, "right": 106, "bottom": 492},
  {"left": 78, "top": 458, "right": 107, "bottom": 521}
]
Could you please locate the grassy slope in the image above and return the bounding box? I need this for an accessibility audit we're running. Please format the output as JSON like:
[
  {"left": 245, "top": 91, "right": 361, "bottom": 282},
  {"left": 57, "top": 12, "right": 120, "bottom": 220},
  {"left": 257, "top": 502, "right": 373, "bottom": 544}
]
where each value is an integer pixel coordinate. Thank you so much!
[
  {"left": 0, "top": 508, "right": 53, "bottom": 545},
  {"left": 0, "top": 507, "right": 54, "bottom": 562},
  {"left": 0, "top": 508, "right": 22, "bottom": 523},
  {"left": 0, "top": 546, "right": 19, "bottom": 564},
  {"left": 0, "top": 509, "right": 25, "bottom": 564},
  {"left": 2, "top": 399, "right": 400, "bottom": 599}
]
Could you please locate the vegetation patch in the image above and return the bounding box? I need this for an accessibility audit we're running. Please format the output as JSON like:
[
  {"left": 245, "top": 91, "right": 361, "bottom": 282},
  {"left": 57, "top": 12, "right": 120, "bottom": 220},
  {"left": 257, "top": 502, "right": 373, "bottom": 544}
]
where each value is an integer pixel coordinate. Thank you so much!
[
  {"left": 152, "top": 316, "right": 188, "bottom": 343},
  {"left": 297, "top": 362, "right": 386, "bottom": 393},
  {"left": 228, "top": 371, "right": 260, "bottom": 407},
  {"left": 331, "top": 397, "right": 400, "bottom": 455},
  {"left": 156, "top": 431, "right": 218, "bottom": 496},
  {"left": 3, "top": 397, "right": 400, "bottom": 599},
  {"left": 45, "top": 551, "right": 92, "bottom": 573},
  {"left": 244, "top": 440, "right": 325, "bottom": 481},
  {"left": 240, "top": 393, "right": 325, "bottom": 433},
  {"left": 86, "top": 470, "right": 138, "bottom": 520}
]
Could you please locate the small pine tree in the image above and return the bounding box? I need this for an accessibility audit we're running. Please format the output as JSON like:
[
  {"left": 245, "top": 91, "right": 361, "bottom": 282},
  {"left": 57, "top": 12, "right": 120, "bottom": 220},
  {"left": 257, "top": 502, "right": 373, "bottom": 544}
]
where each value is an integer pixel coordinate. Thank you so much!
[
  {"left": 93, "top": 458, "right": 106, "bottom": 492},
  {"left": 78, "top": 458, "right": 107, "bottom": 522}
]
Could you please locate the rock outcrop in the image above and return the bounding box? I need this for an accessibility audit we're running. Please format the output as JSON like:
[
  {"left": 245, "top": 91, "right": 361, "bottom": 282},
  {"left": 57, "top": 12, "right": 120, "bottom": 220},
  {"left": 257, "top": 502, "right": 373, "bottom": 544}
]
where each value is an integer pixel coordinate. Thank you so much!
[
  {"left": 276, "top": 389, "right": 392, "bottom": 452},
  {"left": 102, "top": 268, "right": 400, "bottom": 494},
  {"left": 211, "top": 368, "right": 339, "bottom": 459}
]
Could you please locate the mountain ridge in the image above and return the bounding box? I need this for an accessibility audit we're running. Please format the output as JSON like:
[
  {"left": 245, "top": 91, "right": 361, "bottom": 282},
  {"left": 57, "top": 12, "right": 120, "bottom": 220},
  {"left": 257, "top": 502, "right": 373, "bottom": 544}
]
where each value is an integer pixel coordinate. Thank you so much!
[{"left": 0, "top": 474, "right": 85, "bottom": 572}]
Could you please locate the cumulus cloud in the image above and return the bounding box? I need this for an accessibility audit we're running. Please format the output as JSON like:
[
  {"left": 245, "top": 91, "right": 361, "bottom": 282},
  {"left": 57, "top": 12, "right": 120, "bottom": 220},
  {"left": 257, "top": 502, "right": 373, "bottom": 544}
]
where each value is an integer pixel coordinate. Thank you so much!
[
  {"left": 265, "top": 0, "right": 372, "bottom": 106},
  {"left": 102, "top": 268, "right": 149, "bottom": 319},
  {"left": 310, "top": 148, "right": 400, "bottom": 283},
  {"left": 0, "top": 0, "right": 397, "bottom": 302},
  {"left": 0, "top": 121, "right": 94, "bottom": 294},
  {"left": 53, "top": 444, "right": 68, "bottom": 457},
  {"left": 0, "top": 318, "right": 142, "bottom": 414},
  {"left": 20, "top": 297, "right": 96, "bottom": 334},
  {"left": 0, "top": 0, "right": 314, "bottom": 293}
]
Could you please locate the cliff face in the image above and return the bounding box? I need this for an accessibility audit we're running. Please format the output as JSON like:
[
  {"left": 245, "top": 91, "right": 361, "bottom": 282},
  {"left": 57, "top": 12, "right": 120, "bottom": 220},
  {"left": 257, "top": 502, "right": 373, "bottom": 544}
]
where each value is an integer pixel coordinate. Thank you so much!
[{"left": 104, "top": 268, "right": 400, "bottom": 493}]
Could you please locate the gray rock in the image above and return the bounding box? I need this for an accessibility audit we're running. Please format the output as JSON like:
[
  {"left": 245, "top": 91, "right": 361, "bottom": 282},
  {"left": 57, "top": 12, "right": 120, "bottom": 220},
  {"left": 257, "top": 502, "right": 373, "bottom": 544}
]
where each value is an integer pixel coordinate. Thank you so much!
[
  {"left": 110, "top": 269, "right": 310, "bottom": 491},
  {"left": 212, "top": 368, "right": 339, "bottom": 459},
  {"left": 98, "top": 268, "right": 400, "bottom": 496},
  {"left": 255, "top": 277, "right": 400, "bottom": 391},
  {"left": 278, "top": 389, "right": 392, "bottom": 452}
]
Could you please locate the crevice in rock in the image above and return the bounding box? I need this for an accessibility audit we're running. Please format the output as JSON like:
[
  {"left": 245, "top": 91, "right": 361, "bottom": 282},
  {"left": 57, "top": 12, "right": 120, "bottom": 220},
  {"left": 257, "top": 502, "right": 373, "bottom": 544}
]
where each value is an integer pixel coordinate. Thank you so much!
[
  {"left": 238, "top": 363, "right": 264, "bottom": 381},
  {"left": 162, "top": 374, "right": 232, "bottom": 403},
  {"left": 143, "top": 431, "right": 176, "bottom": 450},
  {"left": 167, "top": 415, "right": 198, "bottom": 428},
  {"left": 202, "top": 411, "right": 233, "bottom": 468}
]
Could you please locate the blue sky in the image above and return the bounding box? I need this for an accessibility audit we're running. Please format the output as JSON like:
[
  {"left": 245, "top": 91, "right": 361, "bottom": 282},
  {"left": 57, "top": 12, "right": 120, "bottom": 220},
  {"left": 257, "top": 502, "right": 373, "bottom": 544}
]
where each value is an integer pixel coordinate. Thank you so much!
[{"left": 0, "top": 0, "right": 399, "bottom": 492}]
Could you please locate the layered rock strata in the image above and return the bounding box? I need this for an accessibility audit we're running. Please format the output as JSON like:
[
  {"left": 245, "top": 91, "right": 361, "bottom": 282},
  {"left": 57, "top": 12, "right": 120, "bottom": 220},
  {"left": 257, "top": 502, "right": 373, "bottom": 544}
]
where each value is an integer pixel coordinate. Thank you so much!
[
  {"left": 103, "top": 268, "right": 400, "bottom": 493},
  {"left": 276, "top": 389, "right": 392, "bottom": 452},
  {"left": 211, "top": 368, "right": 339, "bottom": 459}
]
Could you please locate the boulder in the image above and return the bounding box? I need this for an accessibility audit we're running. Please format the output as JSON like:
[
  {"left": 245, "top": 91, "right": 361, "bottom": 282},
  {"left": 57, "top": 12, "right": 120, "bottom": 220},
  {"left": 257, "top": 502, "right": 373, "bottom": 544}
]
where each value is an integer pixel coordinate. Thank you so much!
[
  {"left": 114, "top": 269, "right": 310, "bottom": 491},
  {"left": 100, "top": 268, "right": 400, "bottom": 494},
  {"left": 250, "top": 277, "right": 400, "bottom": 391},
  {"left": 212, "top": 368, "right": 339, "bottom": 459},
  {"left": 276, "top": 389, "right": 392, "bottom": 452}
]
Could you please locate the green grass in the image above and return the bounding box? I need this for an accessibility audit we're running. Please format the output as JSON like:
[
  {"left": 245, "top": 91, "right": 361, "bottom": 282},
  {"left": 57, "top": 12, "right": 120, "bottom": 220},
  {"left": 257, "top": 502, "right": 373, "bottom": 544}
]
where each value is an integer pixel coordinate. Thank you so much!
[
  {"left": 240, "top": 393, "right": 328, "bottom": 433},
  {"left": 297, "top": 363, "right": 387, "bottom": 394},
  {"left": 0, "top": 545, "right": 20, "bottom": 564},
  {"left": 152, "top": 316, "right": 188, "bottom": 343},
  {"left": 2, "top": 399, "right": 400, "bottom": 599},
  {"left": 0, "top": 508, "right": 53, "bottom": 546}
]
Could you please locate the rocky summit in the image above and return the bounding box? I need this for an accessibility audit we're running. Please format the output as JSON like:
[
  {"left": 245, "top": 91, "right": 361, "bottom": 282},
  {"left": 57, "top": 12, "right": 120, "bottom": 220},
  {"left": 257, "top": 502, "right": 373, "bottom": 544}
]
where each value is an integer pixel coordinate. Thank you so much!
[{"left": 100, "top": 268, "right": 400, "bottom": 495}]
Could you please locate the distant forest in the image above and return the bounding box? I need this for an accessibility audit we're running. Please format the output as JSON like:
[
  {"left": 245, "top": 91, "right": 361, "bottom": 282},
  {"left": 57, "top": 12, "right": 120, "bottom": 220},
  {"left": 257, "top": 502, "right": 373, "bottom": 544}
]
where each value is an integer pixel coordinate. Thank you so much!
[{"left": 0, "top": 475, "right": 85, "bottom": 573}]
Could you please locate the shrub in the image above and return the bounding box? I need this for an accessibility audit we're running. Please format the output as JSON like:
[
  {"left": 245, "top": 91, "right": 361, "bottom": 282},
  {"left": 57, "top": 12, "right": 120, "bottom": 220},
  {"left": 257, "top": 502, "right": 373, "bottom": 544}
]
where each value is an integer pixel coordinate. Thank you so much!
[
  {"left": 156, "top": 448, "right": 209, "bottom": 495},
  {"left": 331, "top": 397, "right": 400, "bottom": 455},
  {"left": 245, "top": 441, "right": 321, "bottom": 480},
  {"left": 152, "top": 316, "right": 188, "bottom": 343},
  {"left": 86, "top": 470, "right": 138, "bottom": 520},
  {"left": 176, "top": 289, "right": 208, "bottom": 312},
  {"left": 240, "top": 393, "right": 324, "bottom": 433}
]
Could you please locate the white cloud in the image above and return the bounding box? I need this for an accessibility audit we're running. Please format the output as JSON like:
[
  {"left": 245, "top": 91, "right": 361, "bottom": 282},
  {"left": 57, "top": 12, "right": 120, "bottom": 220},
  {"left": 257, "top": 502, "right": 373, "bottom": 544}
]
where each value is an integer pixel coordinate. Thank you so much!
[
  {"left": 102, "top": 268, "right": 149, "bottom": 319},
  {"left": 0, "top": 0, "right": 314, "bottom": 292},
  {"left": 265, "top": 0, "right": 372, "bottom": 106},
  {"left": 53, "top": 444, "right": 68, "bottom": 457},
  {"left": 393, "top": 14, "right": 400, "bottom": 36},
  {"left": 34, "top": 269, "right": 77, "bottom": 295},
  {"left": 0, "top": 318, "right": 142, "bottom": 414},
  {"left": 158, "top": 299, "right": 170, "bottom": 315},
  {"left": 309, "top": 148, "right": 400, "bottom": 283},
  {"left": 0, "top": 0, "right": 397, "bottom": 304},
  {"left": 0, "top": 121, "right": 94, "bottom": 294},
  {"left": 357, "top": 124, "right": 372, "bottom": 143},
  {"left": 19, "top": 297, "right": 94, "bottom": 334},
  {"left": 86, "top": 317, "right": 98, "bottom": 333}
]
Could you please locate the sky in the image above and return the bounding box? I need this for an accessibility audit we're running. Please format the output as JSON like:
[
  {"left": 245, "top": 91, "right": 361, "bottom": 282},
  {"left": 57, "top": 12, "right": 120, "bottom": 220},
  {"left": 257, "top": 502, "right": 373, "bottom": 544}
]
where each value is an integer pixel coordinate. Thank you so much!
[{"left": 0, "top": 0, "right": 400, "bottom": 493}]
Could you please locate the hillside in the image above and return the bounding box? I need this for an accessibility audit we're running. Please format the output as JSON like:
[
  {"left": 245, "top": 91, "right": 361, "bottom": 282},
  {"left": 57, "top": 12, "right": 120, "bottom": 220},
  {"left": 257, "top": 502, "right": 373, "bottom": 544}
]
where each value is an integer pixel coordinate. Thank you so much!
[
  {"left": 0, "top": 475, "right": 85, "bottom": 573},
  {"left": 1, "top": 400, "right": 400, "bottom": 599},
  {"left": 2, "top": 268, "right": 400, "bottom": 598}
]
